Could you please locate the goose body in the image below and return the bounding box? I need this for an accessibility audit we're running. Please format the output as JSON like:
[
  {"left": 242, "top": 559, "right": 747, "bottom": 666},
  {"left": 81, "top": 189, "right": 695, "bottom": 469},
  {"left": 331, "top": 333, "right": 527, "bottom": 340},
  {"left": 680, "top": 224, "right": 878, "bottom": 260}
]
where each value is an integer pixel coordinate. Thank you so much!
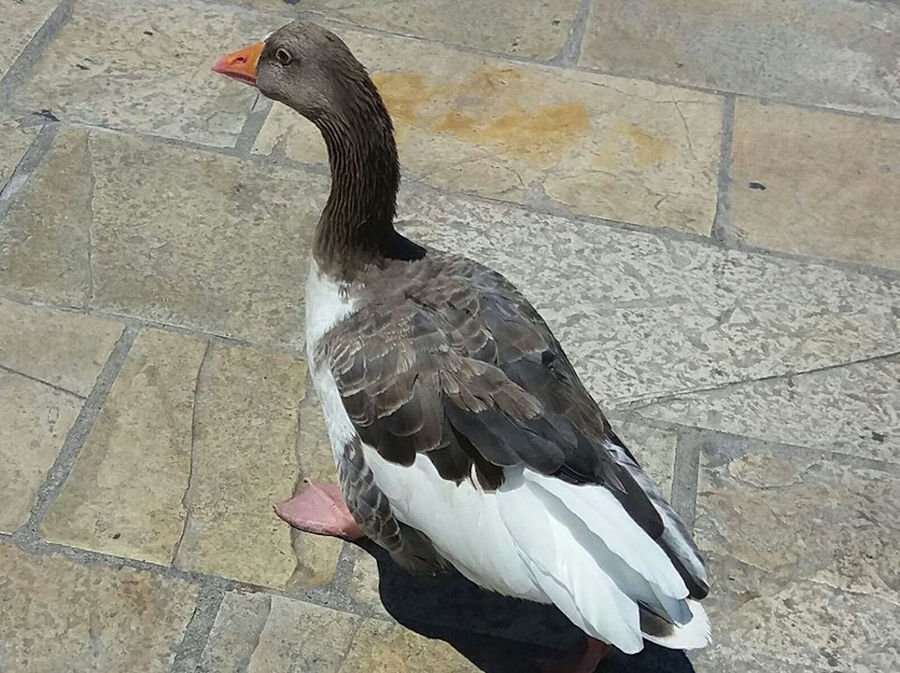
[{"left": 214, "top": 20, "right": 711, "bottom": 661}]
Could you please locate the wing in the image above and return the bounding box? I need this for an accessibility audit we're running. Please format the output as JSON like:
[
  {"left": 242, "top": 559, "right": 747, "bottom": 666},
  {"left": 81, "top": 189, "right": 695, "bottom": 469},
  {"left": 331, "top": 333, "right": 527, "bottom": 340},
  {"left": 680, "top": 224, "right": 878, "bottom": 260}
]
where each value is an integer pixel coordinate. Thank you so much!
[{"left": 318, "top": 254, "right": 708, "bottom": 598}]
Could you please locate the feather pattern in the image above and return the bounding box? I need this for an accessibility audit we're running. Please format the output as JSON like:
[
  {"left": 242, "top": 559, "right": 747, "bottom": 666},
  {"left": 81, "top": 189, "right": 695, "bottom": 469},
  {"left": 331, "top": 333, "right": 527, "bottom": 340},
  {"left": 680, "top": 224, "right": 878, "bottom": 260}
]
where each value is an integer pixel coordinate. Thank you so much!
[{"left": 306, "top": 252, "right": 711, "bottom": 651}]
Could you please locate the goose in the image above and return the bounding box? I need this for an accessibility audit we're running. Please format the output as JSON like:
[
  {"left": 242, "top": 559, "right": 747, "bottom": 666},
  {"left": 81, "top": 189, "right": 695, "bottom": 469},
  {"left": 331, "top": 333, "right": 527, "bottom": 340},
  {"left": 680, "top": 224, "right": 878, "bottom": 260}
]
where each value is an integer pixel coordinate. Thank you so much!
[{"left": 213, "top": 21, "right": 710, "bottom": 672}]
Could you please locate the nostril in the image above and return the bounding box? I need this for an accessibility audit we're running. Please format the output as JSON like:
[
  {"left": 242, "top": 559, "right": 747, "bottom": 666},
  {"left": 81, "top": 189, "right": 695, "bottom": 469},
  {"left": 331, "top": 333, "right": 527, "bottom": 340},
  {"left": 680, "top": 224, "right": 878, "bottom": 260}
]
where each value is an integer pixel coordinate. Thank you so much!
[{"left": 233, "top": 56, "right": 246, "bottom": 65}]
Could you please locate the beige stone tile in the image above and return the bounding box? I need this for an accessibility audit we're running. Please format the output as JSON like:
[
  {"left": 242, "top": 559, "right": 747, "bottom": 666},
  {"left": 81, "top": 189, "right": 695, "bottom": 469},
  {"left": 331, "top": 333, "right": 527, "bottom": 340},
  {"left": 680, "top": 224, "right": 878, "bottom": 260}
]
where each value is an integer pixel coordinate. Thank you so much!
[
  {"left": 253, "top": 30, "right": 723, "bottom": 234},
  {"left": 174, "top": 343, "right": 306, "bottom": 588},
  {"left": 0, "top": 118, "right": 37, "bottom": 192},
  {"left": 0, "top": 298, "right": 123, "bottom": 396},
  {"left": 632, "top": 357, "right": 900, "bottom": 464},
  {"left": 694, "top": 443, "right": 900, "bottom": 671},
  {"left": 295, "top": 0, "right": 578, "bottom": 59},
  {"left": 0, "top": 127, "right": 92, "bottom": 306},
  {"left": 199, "top": 591, "right": 272, "bottom": 673},
  {"left": 0, "top": 0, "right": 58, "bottom": 79},
  {"left": 397, "top": 190, "right": 899, "bottom": 411},
  {"left": 729, "top": 100, "right": 900, "bottom": 271},
  {"left": 42, "top": 329, "right": 204, "bottom": 564},
  {"left": 247, "top": 596, "right": 361, "bottom": 673},
  {"left": 341, "top": 619, "right": 480, "bottom": 673},
  {"left": 13, "top": 0, "right": 276, "bottom": 146},
  {"left": 0, "top": 372, "right": 81, "bottom": 532},
  {"left": 580, "top": 0, "right": 900, "bottom": 119},
  {"left": 89, "top": 129, "right": 322, "bottom": 349},
  {"left": 286, "top": 393, "right": 344, "bottom": 589},
  {"left": 0, "top": 545, "right": 198, "bottom": 673}
]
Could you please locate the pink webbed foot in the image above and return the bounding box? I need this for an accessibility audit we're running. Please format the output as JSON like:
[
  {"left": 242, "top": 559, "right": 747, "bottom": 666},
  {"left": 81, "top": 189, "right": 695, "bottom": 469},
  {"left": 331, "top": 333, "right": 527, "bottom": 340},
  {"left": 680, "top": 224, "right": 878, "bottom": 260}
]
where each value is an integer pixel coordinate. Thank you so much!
[
  {"left": 538, "top": 637, "right": 614, "bottom": 673},
  {"left": 274, "top": 479, "right": 365, "bottom": 540}
]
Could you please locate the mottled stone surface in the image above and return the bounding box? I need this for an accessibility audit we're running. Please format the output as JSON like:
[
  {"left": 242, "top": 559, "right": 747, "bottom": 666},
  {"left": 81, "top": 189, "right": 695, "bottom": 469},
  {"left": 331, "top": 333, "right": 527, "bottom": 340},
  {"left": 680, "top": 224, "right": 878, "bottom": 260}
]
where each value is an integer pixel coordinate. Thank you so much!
[
  {"left": 729, "top": 100, "right": 900, "bottom": 271},
  {"left": 13, "top": 0, "right": 275, "bottom": 146},
  {"left": 0, "top": 118, "right": 37, "bottom": 191},
  {"left": 174, "top": 343, "right": 306, "bottom": 588},
  {"left": 89, "top": 129, "right": 322, "bottom": 349},
  {"left": 0, "top": 545, "right": 198, "bottom": 673},
  {"left": 0, "top": 298, "right": 122, "bottom": 396},
  {"left": 296, "top": 0, "right": 579, "bottom": 59},
  {"left": 42, "top": 329, "right": 204, "bottom": 564},
  {"left": 0, "top": 0, "right": 58, "bottom": 79},
  {"left": 694, "top": 443, "right": 900, "bottom": 671},
  {"left": 253, "top": 30, "right": 723, "bottom": 233},
  {"left": 349, "top": 550, "right": 391, "bottom": 618},
  {"left": 631, "top": 357, "right": 900, "bottom": 464},
  {"left": 580, "top": 0, "right": 900, "bottom": 119},
  {"left": 342, "top": 619, "right": 480, "bottom": 673},
  {"left": 397, "top": 190, "right": 900, "bottom": 410},
  {"left": 0, "top": 371, "right": 81, "bottom": 532},
  {"left": 0, "top": 128, "right": 92, "bottom": 306}
]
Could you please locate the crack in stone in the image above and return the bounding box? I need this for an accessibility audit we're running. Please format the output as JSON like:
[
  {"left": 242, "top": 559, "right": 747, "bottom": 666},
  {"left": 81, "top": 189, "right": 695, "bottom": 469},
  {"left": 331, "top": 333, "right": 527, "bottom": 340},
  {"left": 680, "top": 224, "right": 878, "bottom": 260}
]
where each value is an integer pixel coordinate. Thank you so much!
[
  {"left": 172, "top": 340, "right": 213, "bottom": 566},
  {"left": 0, "top": 362, "right": 85, "bottom": 399}
]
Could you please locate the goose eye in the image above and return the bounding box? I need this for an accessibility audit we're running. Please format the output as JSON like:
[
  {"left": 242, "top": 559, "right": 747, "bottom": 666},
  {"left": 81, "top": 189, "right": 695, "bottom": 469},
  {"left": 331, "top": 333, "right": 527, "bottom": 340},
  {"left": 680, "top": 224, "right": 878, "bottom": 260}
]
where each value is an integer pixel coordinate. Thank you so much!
[{"left": 275, "top": 48, "right": 292, "bottom": 66}]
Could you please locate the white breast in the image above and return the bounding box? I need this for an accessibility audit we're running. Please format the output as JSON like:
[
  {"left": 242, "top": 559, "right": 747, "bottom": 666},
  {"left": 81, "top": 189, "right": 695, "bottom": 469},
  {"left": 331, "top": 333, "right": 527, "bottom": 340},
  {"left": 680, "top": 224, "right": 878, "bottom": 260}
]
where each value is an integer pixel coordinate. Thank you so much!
[{"left": 305, "top": 259, "right": 358, "bottom": 455}]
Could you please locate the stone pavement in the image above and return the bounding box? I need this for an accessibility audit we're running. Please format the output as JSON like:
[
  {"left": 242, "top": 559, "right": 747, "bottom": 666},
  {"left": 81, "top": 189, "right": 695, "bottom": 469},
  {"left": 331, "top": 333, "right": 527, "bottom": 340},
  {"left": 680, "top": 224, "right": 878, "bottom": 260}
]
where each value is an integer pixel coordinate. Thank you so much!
[{"left": 0, "top": 0, "right": 897, "bottom": 671}]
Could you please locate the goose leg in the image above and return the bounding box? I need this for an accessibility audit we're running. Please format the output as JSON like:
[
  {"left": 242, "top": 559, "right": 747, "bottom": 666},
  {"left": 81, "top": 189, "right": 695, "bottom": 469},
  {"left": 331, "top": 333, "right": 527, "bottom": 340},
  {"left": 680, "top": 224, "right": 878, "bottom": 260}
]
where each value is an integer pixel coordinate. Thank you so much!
[
  {"left": 538, "top": 637, "right": 613, "bottom": 673},
  {"left": 274, "top": 479, "right": 365, "bottom": 540}
]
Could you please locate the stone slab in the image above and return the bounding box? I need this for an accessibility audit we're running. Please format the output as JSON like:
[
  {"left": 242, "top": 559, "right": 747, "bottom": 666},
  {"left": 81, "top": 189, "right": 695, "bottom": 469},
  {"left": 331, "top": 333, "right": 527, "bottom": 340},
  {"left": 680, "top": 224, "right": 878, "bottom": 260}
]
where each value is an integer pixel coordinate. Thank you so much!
[
  {"left": 0, "top": 127, "right": 92, "bottom": 306},
  {"left": 693, "top": 442, "right": 900, "bottom": 671},
  {"left": 341, "top": 619, "right": 480, "bottom": 673},
  {"left": 174, "top": 343, "right": 306, "bottom": 588},
  {"left": 13, "top": 0, "right": 276, "bottom": 146},
  {"left": 253, "top": 29, "right": 723, "bottom": 234},
  {"left": 297, "top": 0, "right": 580, "bottom": 60},
  {"left": 396, "top": 189, "right": 899, "bottom": 411},
  {"left": 41, "top": 329, "right": 204, "bottom": 564},
  {"left": 0, "top": 545, "right": 198, "bottom": 673},
  {"left": 0, "top": 0, "right": 58, "bottom": 79},
  {"left": 0, "top": 298, "right": 122, "bottom": 396},
  {"left": 0, "top": 118, "right": 37, "bottom": 192},
  {"left": 632, "top": 357, "right": 899, "bottom": 464},
  {"left": 288, "top": 393, "right": 345, "bottom": 589},
  {"left": 729, "top": 99, "right": 900, "bottom": 271},
  {"left": 580, "top": 0, "right": 900, "bottom": 119},
  {"left": 88, "top": 128, "right": 322, "bottom": 349},
  {"left": 0, "top": 371, "right": 81, "bottom": 532}
]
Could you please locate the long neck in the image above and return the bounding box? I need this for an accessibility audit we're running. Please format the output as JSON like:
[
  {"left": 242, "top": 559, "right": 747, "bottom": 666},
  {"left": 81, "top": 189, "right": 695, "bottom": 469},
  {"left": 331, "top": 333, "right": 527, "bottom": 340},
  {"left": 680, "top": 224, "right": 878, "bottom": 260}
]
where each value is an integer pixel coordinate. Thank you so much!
[{"left": 312, "top": 81, "right": 400, "bottom": 280}]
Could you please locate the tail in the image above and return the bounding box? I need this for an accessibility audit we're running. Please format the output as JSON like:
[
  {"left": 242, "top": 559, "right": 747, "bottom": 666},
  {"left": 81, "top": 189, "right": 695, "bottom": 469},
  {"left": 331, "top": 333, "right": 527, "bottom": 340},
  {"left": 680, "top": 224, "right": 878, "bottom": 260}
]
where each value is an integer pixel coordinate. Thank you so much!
[{"left": 497, "top": 468, "right": 711, "bottom": 653}]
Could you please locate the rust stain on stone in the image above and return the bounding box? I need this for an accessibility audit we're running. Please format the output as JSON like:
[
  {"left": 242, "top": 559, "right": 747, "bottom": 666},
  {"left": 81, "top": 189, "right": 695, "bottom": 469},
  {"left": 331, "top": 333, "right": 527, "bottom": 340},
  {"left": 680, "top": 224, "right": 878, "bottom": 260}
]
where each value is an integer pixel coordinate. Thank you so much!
[
  {"left": 371, "top": 66, "right": 590, "bottom": 162},
  {"left": 613, "top": 121, "right": 675, "bottom": 166},
  {"left": 371, "top": 72, "right": 431, "bottom": 125}
]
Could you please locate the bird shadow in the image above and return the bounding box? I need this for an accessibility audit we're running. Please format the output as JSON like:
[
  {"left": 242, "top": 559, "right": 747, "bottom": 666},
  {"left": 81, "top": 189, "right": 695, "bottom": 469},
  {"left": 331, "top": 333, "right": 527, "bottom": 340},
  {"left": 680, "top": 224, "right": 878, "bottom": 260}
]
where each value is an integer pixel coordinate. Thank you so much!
[{"left": 354, "top": 540, "right": 696, "bottom": 673}]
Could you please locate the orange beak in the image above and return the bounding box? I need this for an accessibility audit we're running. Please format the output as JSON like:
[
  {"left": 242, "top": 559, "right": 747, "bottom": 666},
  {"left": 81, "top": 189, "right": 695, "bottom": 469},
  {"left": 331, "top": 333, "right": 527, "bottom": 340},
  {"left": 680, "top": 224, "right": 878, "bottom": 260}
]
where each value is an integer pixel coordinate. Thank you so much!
[{"left": 212, "top": 41, "right": 264, "bottom": 87}]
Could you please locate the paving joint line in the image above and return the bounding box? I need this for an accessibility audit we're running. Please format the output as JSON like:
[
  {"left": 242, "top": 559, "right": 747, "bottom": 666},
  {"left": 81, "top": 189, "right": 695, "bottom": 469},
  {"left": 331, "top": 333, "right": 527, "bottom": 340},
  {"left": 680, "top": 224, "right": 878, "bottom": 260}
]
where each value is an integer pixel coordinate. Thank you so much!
[
  {"left": 550, "top": 0, "right": 592, "bottom": 66},
  {"left": 170, "top": 583, "right": 227, "bottom": 673},
  {"left": 13, "top": 325, "right": 139, "bottom": 540},
  {"left": 670, "top": 431, "right": 703, "bottom": 529},
  {"left": 234, "top": 93, "right": 273, "bottom": 155},
  {"left": 0, "top": 122, "right": 59, "bottom": 223},
  {"left": 0, "top": 0, "right": 73, "bottom": 106},
  {"left": 0, "top": 362, "right": 85, "bottom": 399},
  {"left": 710, "top": 94, "right": 736, "bottom": 242},
  {"left": 614, "top": 348, "right": 900, "bottom": 412}
]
